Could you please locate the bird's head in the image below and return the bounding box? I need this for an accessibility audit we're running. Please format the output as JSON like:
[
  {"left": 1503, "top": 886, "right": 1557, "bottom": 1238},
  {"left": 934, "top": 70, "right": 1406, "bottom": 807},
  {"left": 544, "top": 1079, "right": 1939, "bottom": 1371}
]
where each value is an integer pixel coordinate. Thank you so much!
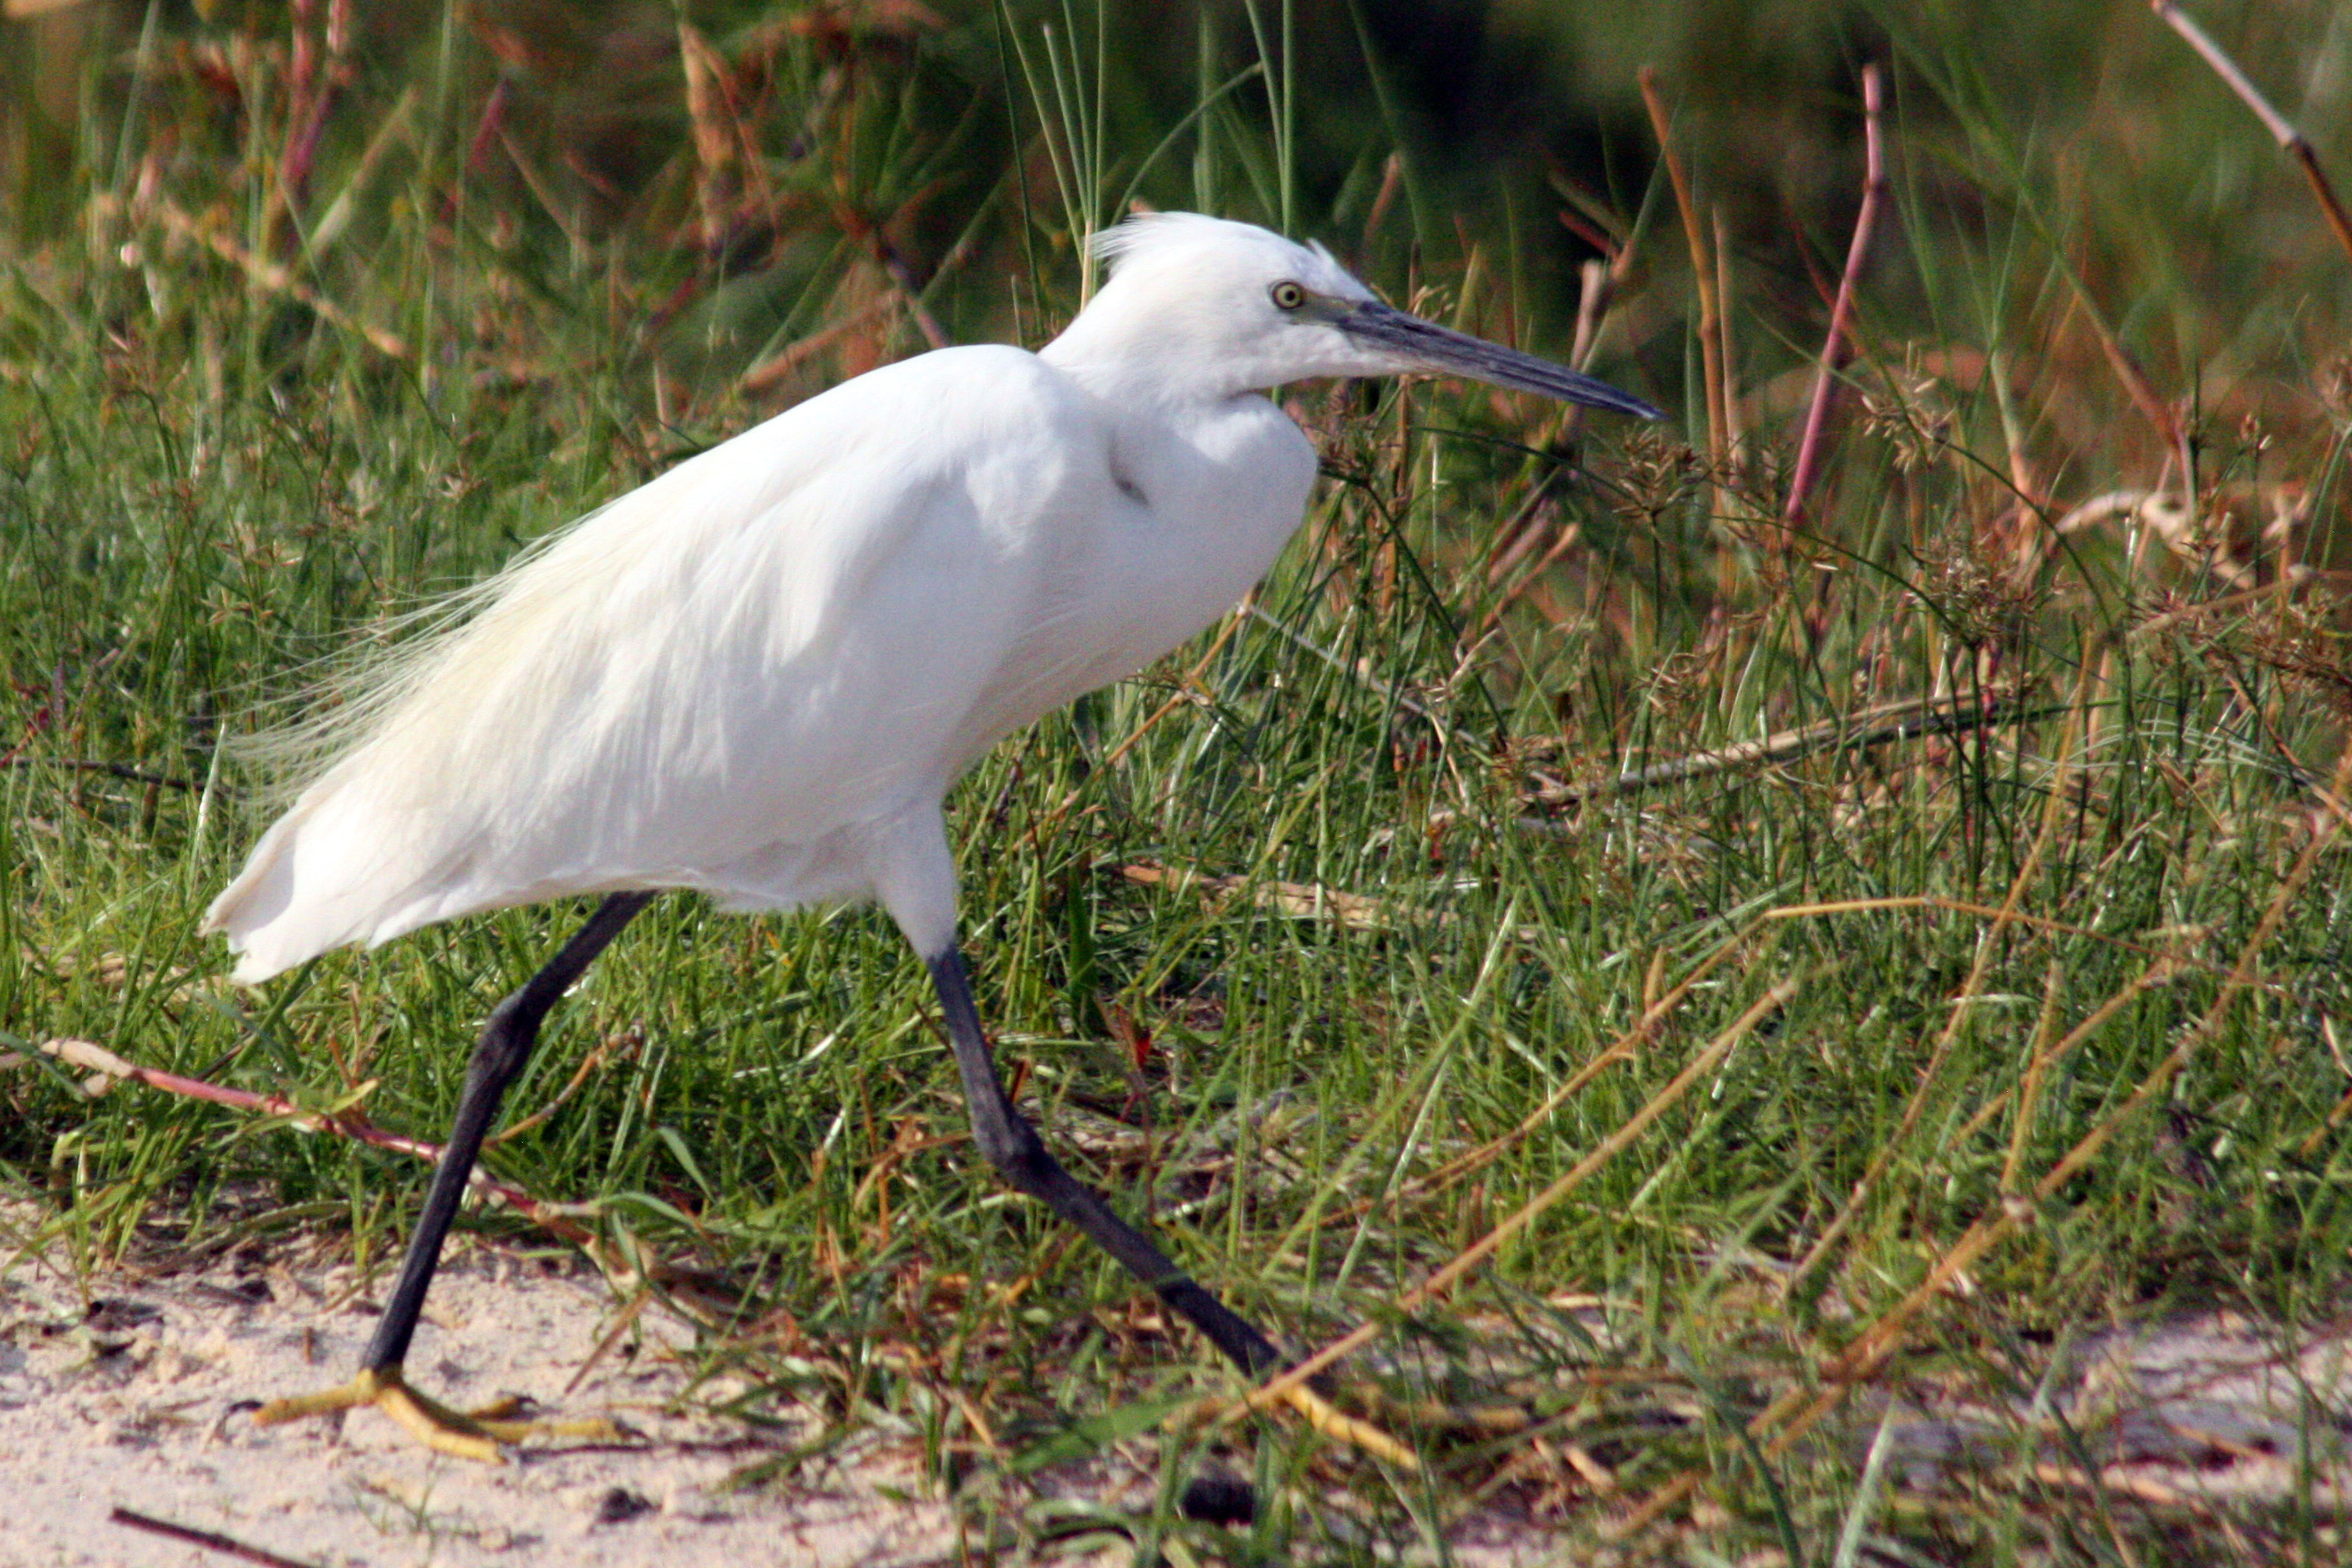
[{"left": 1044, "top": 212, "right": 1659, "bottom": 420}]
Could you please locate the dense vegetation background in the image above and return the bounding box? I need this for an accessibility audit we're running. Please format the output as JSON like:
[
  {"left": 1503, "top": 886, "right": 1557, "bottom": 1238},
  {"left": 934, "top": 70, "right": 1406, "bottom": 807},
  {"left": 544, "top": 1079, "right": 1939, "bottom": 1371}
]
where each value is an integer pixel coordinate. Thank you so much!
[{"left": 4, "top": 2, "right": 2350, "bottom": 1562}]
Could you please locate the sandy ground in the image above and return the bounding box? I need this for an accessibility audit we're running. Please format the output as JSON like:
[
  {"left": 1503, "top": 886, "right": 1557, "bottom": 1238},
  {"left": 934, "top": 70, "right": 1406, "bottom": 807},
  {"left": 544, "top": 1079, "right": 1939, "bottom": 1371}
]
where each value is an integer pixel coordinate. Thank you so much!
[
  {"left": 0, "top": 1206, "right": 1599, "bottom": 1568},
  {"left": 1, "top": 1232, "right": 991, "bottom": 1568},
  {"left": 10, "top": 1203, "right": 2352, "bottom": 1566},
  {"left": 1877, "top": 1307, "right": 2352, "bottom": 1515}
]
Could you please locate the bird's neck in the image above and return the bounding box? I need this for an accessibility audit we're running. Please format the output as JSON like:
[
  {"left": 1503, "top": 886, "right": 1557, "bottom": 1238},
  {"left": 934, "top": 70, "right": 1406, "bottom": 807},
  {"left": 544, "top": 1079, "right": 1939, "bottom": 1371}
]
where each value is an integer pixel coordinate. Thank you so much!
[{"left": 1039, "top": 315, "right": 1256, "bottom": 409}]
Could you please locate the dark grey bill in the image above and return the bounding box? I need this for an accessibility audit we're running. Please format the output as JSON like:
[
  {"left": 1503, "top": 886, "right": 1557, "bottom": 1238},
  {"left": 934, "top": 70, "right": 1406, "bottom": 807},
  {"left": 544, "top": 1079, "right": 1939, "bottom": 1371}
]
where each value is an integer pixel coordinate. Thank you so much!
[{"left": 1338, "top": 299, "right": 1663, "bottom": 420}]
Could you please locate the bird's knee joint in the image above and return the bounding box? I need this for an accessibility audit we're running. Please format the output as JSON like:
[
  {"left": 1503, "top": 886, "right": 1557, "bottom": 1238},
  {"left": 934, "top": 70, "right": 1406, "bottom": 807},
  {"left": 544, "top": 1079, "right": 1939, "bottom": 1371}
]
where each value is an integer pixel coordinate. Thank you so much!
[
  {"left": 973, "top": 1116, "right": 1054, "bottom": 1193},
  {"left": 470, "top": 999, "right": 540, "bottom": 1079}
]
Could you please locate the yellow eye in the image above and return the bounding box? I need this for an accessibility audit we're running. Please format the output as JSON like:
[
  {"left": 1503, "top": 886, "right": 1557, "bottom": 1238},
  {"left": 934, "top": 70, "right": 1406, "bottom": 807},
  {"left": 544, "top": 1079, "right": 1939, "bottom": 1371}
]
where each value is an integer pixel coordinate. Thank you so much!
[{"left": 1270, "top": 281, "right": 1307, "bottom": 312}]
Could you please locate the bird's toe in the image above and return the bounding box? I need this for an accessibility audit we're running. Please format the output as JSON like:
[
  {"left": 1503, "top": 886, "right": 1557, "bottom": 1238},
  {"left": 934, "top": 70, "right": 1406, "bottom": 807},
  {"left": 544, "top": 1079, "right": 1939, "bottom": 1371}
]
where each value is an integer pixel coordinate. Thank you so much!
[{"left": 251, "top": 1365, "right": 617, "bottom": 1464}]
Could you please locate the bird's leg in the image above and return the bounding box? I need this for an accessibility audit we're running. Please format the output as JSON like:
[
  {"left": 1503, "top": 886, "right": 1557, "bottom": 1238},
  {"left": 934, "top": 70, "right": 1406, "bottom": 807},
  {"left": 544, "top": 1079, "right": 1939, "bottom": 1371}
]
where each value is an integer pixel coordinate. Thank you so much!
[
  {"left": 254, "top": 891, "right": 658, "bottom": 1462},
  {"left": 924, "top": 948, "right": 1285, "bottom": 1378}
]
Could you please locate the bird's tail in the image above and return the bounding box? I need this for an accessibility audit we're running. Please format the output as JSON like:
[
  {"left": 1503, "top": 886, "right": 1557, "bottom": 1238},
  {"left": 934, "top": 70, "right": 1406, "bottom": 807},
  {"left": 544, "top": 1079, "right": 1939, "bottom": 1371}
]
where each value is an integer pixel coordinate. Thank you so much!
[
  {"left": 203, "top": 782, "right": 446, "bottom": 982},
  {"left": 203, "top": 806, "right": 330, "bottom": 982}
]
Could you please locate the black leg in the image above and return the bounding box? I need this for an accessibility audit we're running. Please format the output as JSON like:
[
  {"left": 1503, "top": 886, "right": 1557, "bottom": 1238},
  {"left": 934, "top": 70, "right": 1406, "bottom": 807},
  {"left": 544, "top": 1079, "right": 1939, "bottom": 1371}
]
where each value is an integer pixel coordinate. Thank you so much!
[
  {"left": 362, "top": 892, "right": 656, "bottom": 1373},
  {"left": 924, "top": 949, "right": 1285, "bottom": 1378}
]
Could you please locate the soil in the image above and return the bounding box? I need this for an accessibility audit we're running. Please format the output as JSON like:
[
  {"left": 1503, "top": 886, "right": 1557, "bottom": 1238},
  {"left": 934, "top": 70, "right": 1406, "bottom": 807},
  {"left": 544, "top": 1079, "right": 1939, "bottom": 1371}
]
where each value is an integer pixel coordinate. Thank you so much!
[
  {"left": 1, "top": 1230, "right": 977, "bottom": 1568},
  {"left": 10, "top": 1205, "right": 2351, "bottom": 1565}
]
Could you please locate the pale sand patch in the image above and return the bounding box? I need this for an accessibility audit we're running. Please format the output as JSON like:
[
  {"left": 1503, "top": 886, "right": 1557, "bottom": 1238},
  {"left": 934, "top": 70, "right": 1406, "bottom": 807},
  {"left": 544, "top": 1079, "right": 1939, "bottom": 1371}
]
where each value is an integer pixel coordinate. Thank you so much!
[
  {"left": 0, "top": 1206, "right": 1582, "bottom": 1567},
  {"left": 0, "top": 1233, "right": 982, "bottom": 1568},
  {"left": 15, "top": 1200, "right": 2352, "bottom": 1562}
]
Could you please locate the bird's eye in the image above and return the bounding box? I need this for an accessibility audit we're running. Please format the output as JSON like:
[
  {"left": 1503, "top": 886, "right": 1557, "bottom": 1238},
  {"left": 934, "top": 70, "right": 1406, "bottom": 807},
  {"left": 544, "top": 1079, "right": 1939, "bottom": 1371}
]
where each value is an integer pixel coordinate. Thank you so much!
[{"left": 1269, "top": 281, "right": 1308, "bottom": 312}]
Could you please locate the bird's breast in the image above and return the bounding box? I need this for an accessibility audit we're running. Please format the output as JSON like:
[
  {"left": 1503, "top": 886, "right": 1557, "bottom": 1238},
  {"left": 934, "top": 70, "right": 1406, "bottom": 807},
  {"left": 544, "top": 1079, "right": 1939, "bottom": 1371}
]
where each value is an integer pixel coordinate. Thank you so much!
[{"left": 1029, "top": 394, "right": 1316, "bottom": 703}]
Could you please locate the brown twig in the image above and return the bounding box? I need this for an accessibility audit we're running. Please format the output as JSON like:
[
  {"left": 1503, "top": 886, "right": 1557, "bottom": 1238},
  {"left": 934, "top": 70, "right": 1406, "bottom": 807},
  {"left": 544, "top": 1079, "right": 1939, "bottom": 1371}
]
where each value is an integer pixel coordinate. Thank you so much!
[
  {"left": 1477, "top": 191, "right": 1645, "bottom": 607},
  {"left": 2, "top": 756, "right": 197, "bottom": 790},
  {"left": 1119, "top": 860, "right": 1396, "bottom": 931},
  {"left": 1359, "top": 152, "right": 1404, "bottom": 263},
  {"left": 1566, "top": 255, "right": 1615, "bottom": 371},
  {"left": 1757, "top": 896, "right": 2272, "bottom": 985},
  {"left": 2058, "top": 273, "right": 2189, "bottom": 484},
  {"left": 1780, "top": 742, "right": 2343, "bottom": 1390},
  {"left": 1783, "top": 63, "right": 1887, "bottom": 530},
  {"left": 30, "top": 1038, "right": 582, "bottom": 1239},
  {"left": 1989, "top": 953, "right": 2187, "bottom": 1174},
  {"left": 1479, "top": 220, "right": 1637, "bottom": 596},
  {"left": 2151, "top": 0, "right": 2352, "bottom": 266},
  {"left": 1554, "top": 206, "right": 1618, "bottom": 267},
  {"left": 1521, "top": 685, "right": 2045, "bottom": 808},
  {"left": 278, "top": 0, "right": 319, "bottom": 225},
  {"left": 873, "top": 237, "right": 952, "bottom": 351},
  {"left": 27, "top": 1035, "right": 754, "bottom": 1325},
  {"left": 739, "top": 295, "right": 902, "bottom": 392},
  {"left": 1638, "top": 69, "right": 1725, "bottom": 473},
  {"left": 110, "top": 1507, "right": 318, "bottom": 1568},
  {"left": 1478, "top": 476, "right": 1567, "bottom": 587},
  {"left": 562, "top": 1285, "right": 655, "bottom": 1398},
  {"left": 485, "top": 1025, "right": 640, "bottom": 1148}
]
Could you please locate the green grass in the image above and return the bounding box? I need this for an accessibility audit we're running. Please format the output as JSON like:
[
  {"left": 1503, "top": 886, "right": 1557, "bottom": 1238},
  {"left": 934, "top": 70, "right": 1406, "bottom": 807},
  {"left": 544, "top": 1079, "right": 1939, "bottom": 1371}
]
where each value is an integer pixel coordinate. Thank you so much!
[{"left": 6, "top": 2, "right": 2352, "bottom": 1562}]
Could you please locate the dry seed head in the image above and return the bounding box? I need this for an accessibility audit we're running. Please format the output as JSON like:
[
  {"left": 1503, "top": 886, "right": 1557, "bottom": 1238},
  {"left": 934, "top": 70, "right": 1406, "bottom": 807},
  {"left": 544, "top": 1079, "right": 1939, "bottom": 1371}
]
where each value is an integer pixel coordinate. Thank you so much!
[
  {"left": 1646, "top": 647, "right": 1714, "bottom": 718},
  {"left": 1610, "top": 424, "right": 1702, "bottom": 529},
  {"left": 1915, "top": 523, "right": 2040, "bottom": 651},
  {"left": 2247, "top": 596, "right": 2352, "bottom": 720},
  {"left": 2135, "top": 589, "right": 2213, "bottom": 678},
  {"left": 1859, "top": 358, "right": 1953, "bottom": 474}
]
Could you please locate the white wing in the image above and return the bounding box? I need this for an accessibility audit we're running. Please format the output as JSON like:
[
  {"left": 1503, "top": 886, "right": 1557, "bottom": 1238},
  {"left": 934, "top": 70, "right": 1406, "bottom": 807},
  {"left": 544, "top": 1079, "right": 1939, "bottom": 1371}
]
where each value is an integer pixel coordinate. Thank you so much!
[{"left": 207, "top": 346, "right": 1108, "bottom": 979}]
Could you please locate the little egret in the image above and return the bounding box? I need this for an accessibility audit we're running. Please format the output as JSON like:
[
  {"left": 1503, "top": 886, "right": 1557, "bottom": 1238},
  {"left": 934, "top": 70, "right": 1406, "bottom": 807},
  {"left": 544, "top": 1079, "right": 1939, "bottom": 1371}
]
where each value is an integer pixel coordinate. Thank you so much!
[{"left": 207, "top": 212, "right": 1659, "bottom": 1460}]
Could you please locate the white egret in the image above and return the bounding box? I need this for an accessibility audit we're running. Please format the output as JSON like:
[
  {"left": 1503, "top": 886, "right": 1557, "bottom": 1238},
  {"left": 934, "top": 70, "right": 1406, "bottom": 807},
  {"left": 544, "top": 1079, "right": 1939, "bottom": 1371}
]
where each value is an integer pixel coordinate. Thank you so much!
[{"left": 207, "top": 212, "right": 1658, "bottom": 1460}]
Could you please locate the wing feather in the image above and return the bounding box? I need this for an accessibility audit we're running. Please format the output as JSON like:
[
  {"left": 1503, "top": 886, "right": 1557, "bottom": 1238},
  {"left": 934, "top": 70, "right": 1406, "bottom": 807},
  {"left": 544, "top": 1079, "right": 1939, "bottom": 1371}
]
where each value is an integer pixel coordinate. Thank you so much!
[{"left": 208, "top": 346, "right": 1099, "bottom": 978}]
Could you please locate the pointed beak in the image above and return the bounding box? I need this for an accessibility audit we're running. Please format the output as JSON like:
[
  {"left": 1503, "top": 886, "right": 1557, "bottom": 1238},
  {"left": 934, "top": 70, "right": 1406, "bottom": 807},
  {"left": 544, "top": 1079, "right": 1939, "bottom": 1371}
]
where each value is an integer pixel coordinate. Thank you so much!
[{"left": 1336, "top": 300, "right": 1662, "bottom": 421}]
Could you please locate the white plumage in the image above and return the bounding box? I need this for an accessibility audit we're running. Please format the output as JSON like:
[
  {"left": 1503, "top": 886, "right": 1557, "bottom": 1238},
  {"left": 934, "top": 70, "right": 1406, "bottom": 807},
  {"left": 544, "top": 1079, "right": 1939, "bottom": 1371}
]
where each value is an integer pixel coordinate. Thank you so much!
[
  {"left": 207, "top": 213, "right": 1653, "bottom": 978},
  {"left": 209, "top": 220, "right": 1318, "bottom": 973}
]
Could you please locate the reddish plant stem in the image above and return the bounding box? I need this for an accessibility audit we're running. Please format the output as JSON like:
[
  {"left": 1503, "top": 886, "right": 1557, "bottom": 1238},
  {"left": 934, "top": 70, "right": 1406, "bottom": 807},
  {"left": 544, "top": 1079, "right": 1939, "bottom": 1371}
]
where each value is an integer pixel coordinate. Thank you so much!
[
  {"left": 65, "top": 1048, "right": 567, "bottom": 1231},
  {"left": 109, "top": 1508, "right": 317, "bottom": 1568},
  {"left": 2151, "top": 0, "right": 2352, "bottom": 266},
  {"left": 281, "top": 0, "right": 353, "bottom": 214},
  {"left": 1783, "top": 63, "right": 1887, "bottom": 532},
  {"left": 464, "top": 78, "right": 512, "bottom": 178}
]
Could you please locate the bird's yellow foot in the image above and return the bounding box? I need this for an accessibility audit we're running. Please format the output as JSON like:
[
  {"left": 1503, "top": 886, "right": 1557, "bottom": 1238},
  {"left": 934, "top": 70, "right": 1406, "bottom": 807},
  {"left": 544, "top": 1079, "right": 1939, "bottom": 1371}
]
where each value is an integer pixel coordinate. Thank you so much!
[{"left": 252, "top": 1365, "right": 622, "bottom": 1464}]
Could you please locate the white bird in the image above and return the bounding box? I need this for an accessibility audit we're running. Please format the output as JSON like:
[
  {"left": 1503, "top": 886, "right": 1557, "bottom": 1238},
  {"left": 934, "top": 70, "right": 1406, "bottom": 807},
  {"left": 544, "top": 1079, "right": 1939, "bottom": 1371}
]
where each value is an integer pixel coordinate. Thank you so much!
[{"left": 207, "top": 212, "right": 1658, "bottom": 1461}]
